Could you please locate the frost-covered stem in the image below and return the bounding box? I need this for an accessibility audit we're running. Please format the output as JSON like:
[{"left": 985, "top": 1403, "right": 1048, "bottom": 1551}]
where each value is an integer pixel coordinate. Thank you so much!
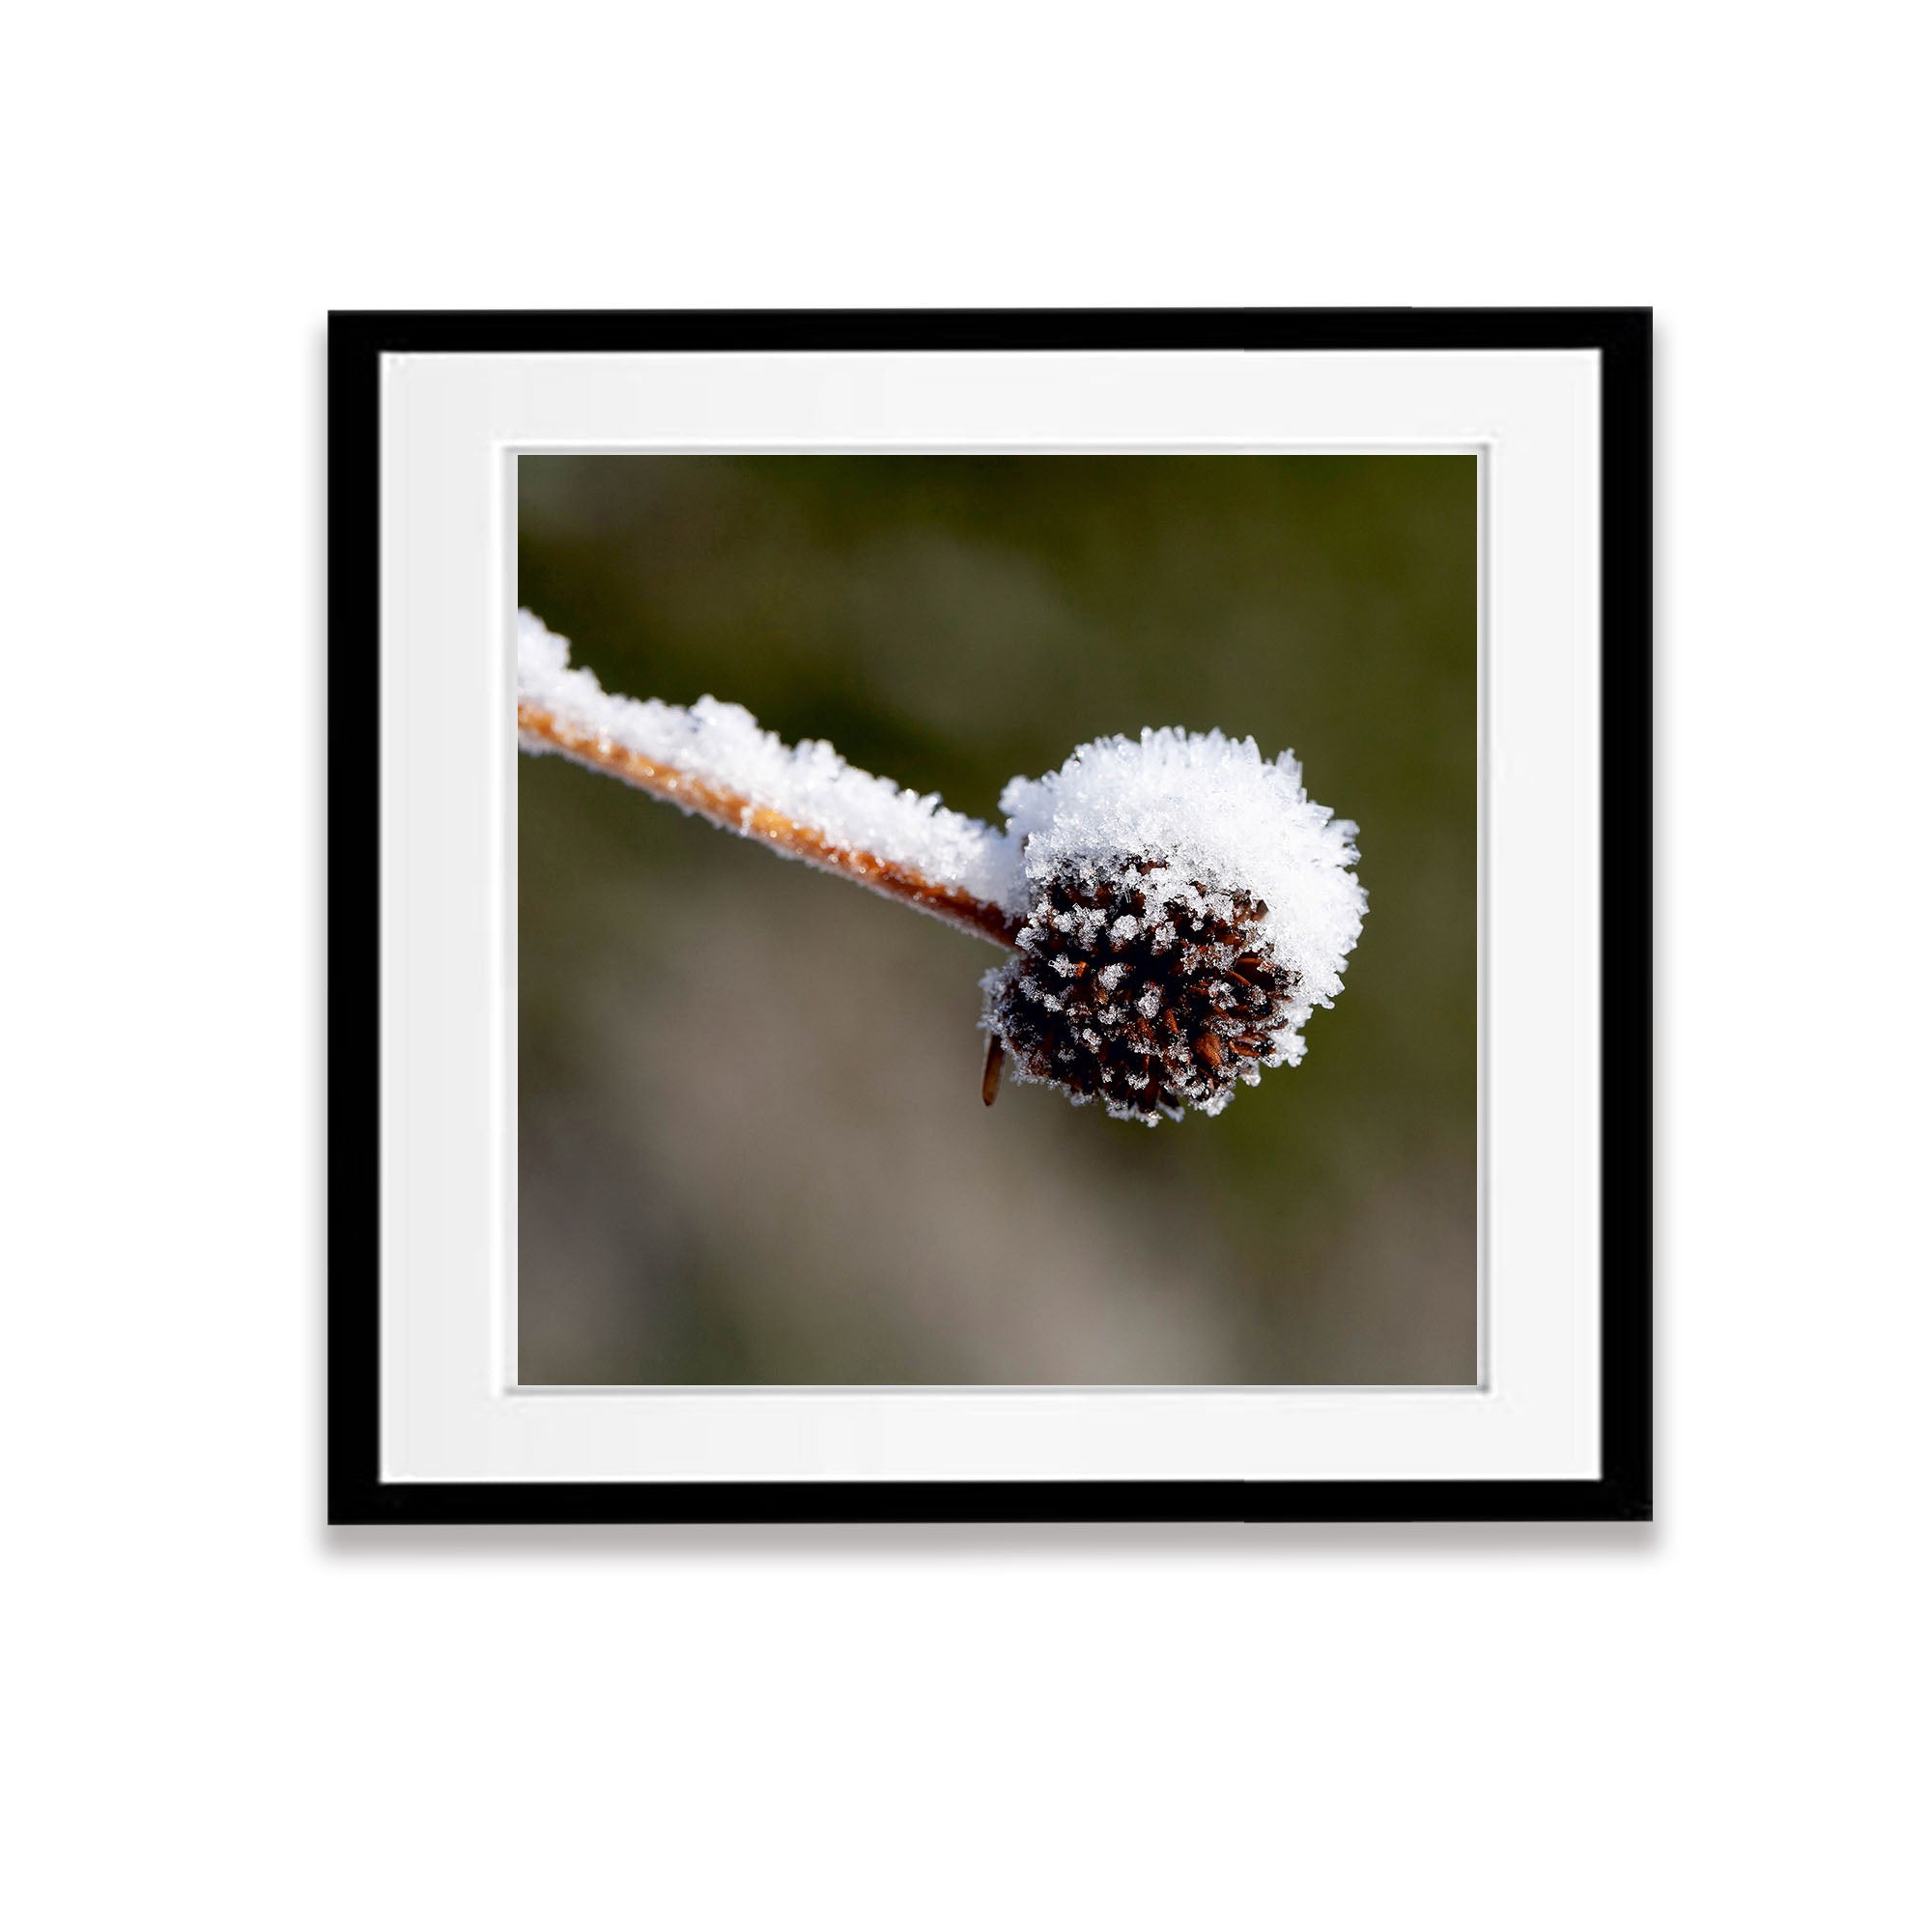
[{"left": 517, "top": 696, "right": 1021, "bottom": 949}]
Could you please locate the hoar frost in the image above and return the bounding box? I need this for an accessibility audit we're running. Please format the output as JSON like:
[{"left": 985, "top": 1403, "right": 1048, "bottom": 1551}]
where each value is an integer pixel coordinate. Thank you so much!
[
  {"left": 980, "top": 727, "right": 1366, "bottom": 1124},
  {"left": 518, "top": 610, "right": 1365, "bottom": 1126},
  {"left": 517, "top": 610, "right": 1012, "bottom": 907}
]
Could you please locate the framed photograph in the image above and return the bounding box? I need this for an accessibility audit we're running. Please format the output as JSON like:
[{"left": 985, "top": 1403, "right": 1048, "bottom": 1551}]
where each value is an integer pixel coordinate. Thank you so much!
[{"left": 329, "top": 308, "right": 1650, "bottom": 1524}]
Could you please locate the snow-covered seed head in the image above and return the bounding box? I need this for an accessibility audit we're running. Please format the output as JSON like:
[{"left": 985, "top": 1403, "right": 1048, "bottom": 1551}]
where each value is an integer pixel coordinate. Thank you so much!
[
  {"left": 980, "top": 728, "right": 1366, "bottom": 1125},
  {"left": 987, "top": 861, "right": 1300, "bottom": 1122},
  {"left": 514, "top": 612, "right": 1365, "bottom": 1131}
]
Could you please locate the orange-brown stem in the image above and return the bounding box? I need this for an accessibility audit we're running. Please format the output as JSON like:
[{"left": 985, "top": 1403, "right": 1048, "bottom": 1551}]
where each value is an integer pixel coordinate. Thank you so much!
[
  {"left": 980, "top": 1031, "right": 1006, "bottom": 1107},
  {"left": 518, "top": 699, "right": 1022, "bottom": 950}
]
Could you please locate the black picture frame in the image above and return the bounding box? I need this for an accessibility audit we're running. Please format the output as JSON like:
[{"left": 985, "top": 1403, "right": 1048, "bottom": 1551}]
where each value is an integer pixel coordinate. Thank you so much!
[{"left": 328, "top": 307, "right": 1651, "bottom": 1525}]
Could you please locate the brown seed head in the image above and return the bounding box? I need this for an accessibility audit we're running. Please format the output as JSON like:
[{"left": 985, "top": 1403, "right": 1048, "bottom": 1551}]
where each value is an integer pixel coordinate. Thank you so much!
[{"left": 981, "top": 856, "right": 1301, "bottom": 1124}]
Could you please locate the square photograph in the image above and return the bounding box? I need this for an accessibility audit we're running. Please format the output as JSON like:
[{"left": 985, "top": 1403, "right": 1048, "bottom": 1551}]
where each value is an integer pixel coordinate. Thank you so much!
[{"left": 516, "top": 452, "right": 1476, "bottom": 1387}]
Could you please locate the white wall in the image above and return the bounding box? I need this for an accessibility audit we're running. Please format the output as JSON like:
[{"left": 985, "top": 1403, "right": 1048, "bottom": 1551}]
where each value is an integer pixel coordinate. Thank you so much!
[{"left": 4, "top": 6, "right": 1923, "bottom": 1925}]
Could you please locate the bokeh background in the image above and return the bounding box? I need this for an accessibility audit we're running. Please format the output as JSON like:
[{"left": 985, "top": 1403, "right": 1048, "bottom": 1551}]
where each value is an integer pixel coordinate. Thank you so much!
[{"left": 519, "top": 454, "right": 1476, "bottom": 1384}]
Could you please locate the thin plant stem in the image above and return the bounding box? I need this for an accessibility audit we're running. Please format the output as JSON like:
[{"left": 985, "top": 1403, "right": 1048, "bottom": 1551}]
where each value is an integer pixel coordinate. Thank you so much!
[{"left": 518, "top": 697, "right": 1021, "bottom": 949}]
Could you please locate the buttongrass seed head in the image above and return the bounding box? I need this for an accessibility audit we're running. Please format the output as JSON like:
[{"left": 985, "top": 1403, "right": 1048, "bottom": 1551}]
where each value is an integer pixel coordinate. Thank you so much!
[{"left": 980, "top": 728, "right": 1366, "bottom": 1125}]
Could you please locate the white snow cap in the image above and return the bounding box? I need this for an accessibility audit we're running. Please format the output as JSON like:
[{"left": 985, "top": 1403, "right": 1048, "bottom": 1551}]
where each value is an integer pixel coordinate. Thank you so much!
[
  {"left": 997, "top": 723, "right": 1376, "bottom": 1121},
  {"left": 996, "top": 726, "right": 1368, "bottom": 1063},
  {"left": 517, "top": 610, "right": 1013, "bottom": 907}
]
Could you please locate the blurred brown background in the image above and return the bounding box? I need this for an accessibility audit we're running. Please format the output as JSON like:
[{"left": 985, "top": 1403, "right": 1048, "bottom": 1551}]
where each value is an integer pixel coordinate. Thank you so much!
[{"left": 518, "top": 454, "right": 1476, "bottom": 1384}]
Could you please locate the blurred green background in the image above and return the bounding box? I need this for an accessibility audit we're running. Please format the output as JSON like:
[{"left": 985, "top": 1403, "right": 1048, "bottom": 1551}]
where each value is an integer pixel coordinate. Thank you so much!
[{"left": 519, "top": 454, "right": 1476, "bottom": 1385}]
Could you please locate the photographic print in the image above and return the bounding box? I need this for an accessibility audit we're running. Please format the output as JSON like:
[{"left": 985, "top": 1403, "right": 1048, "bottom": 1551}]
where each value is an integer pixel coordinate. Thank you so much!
[
  {"left": 331, "top": 309, "right": 1648, "bottom": 1521},
  {"left": 516, "top": 453, "right": 1476, "bottom": 1388}
]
